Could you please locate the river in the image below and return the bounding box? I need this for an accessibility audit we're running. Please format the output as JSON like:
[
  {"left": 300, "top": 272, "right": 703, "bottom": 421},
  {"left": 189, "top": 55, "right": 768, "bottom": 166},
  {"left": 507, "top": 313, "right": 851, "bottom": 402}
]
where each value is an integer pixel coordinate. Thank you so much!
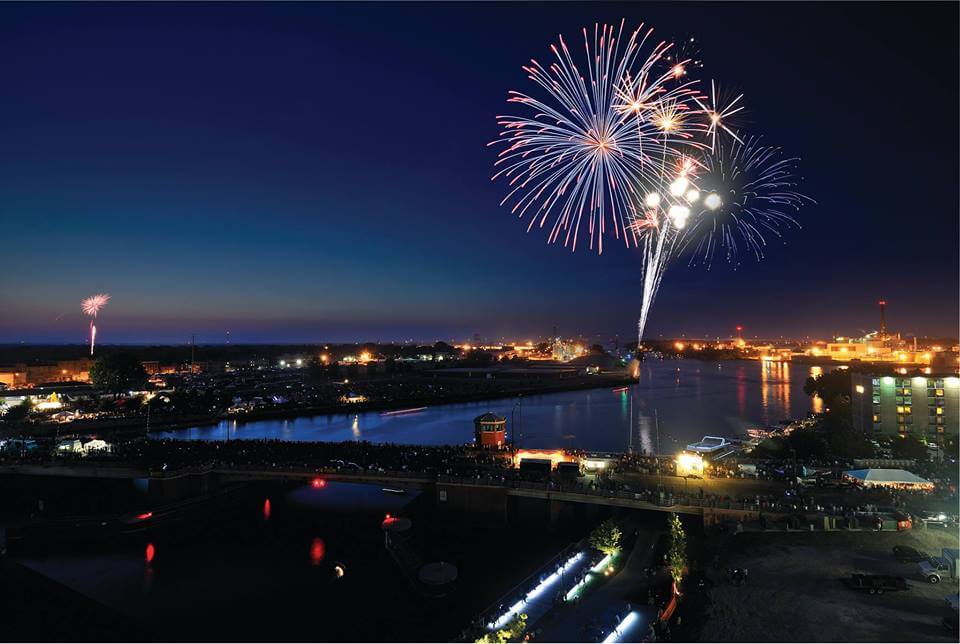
[{"left": 151, "top": 359, "right": 826, "bottom": 452}]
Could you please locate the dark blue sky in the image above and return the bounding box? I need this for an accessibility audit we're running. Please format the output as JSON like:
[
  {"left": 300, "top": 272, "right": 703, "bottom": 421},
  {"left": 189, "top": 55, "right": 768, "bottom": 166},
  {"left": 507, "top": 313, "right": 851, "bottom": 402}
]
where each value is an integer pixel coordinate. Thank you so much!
[{"left": 1, "top": 2, "right": 957, "bottom": 344}]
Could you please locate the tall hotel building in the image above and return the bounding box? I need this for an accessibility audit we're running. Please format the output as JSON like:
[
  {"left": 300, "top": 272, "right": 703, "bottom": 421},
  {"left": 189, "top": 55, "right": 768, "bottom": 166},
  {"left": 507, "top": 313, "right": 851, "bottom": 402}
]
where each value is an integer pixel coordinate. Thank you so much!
[{"left": 851, "top": 373, "right": 960, "bottom": 438}]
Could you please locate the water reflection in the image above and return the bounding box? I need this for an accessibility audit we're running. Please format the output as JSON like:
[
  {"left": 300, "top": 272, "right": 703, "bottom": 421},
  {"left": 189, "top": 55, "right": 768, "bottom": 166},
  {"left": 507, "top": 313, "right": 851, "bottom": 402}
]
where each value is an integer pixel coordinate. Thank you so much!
[
  {"left": 309, "top": 538, "right": 326, "bottom": 566},
  {"left": 158, "top": 360, "right": 816, "bottom": 451},
  {"left": 809, "top": 366, "right": 824, "bottom": 414}
]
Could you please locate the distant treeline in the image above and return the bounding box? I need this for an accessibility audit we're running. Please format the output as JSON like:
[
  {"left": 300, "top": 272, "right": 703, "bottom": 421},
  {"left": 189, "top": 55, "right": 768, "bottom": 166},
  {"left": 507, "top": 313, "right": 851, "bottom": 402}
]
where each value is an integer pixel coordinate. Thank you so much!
[{"left": 0, "top": 342, "right": 456, "bottom": 366}]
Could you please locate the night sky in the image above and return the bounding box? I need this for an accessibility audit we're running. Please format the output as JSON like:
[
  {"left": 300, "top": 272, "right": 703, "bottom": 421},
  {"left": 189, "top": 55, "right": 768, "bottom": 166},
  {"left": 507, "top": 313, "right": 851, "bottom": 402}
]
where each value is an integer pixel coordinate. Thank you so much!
[{"left": 2, "top": 2, "right": 957, "bottom": 344}]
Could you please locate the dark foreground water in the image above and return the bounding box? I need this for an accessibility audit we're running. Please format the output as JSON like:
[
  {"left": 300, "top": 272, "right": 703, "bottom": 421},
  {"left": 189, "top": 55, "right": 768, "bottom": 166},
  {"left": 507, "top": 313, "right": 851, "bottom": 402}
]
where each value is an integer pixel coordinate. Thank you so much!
[
  {"left": 153, "top": 359, "right": 825, "bottom": 452},
  {"left": 13, "top": 479, "right": 576, "bottom": 641}
]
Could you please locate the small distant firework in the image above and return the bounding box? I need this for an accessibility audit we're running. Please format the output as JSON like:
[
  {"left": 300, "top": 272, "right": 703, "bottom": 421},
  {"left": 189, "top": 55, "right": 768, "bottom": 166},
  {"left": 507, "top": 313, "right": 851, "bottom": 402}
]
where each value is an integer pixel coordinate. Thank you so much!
[{"left": 81, "top": 293, "right": 110, "bottom": 355}]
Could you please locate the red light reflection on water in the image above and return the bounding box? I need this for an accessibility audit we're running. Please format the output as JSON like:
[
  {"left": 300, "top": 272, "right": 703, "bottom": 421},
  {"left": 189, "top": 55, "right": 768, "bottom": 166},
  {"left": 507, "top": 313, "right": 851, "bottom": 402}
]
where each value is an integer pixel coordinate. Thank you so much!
[
  {"left": 311, "top": 478, "right": 326, "bottom": 489},
  {"left": 145, "top": 542, "right": 156, "bottom": 564},
  {"left": 263, "top": 498, "right": 271, "bottom": 520},
  {"left": 310, "top": 538, "right": 326, "bottom": 566}
]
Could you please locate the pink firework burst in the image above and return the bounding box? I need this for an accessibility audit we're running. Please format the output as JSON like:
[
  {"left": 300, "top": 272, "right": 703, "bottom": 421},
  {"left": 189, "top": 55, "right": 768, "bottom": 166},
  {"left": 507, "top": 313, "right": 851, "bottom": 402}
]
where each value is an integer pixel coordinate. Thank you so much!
[{"left": 81, "top": 294, "right": 110, "bottom": 317}]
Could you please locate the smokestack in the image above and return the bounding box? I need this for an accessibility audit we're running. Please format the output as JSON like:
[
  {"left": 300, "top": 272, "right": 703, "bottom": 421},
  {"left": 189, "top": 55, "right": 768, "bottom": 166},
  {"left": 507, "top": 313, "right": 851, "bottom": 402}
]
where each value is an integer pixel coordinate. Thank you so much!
[{"left": 878, "top": 299, "right": 887, "bottom": 337}]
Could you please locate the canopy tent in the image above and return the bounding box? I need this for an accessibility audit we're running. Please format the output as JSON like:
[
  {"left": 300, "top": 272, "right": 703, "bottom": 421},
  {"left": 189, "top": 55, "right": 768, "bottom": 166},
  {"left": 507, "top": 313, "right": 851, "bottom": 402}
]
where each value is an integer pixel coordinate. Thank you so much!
[{"left": 843, "top": 468, "right": 933, "bottom": 490}]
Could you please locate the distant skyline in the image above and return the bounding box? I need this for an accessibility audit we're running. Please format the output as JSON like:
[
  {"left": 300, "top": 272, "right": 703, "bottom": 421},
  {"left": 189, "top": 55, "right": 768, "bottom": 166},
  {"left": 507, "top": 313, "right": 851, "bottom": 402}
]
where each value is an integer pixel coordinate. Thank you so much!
[{"left": 1, "top": 3, "right": 957, "bottom": 343}]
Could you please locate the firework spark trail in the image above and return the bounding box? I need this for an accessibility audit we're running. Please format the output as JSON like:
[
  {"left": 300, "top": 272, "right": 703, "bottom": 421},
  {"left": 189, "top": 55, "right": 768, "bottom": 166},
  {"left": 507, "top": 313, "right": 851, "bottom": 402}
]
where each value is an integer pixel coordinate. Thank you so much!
[{"left": 81, "top": 294, "right": 110, "bottom": 355}]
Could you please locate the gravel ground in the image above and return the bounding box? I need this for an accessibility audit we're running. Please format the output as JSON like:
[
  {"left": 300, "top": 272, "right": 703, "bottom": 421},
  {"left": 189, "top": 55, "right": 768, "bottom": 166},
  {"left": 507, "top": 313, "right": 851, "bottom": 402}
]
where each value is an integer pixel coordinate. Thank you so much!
[{"left": 698, "top": 527, "right": 959, "bottom": 642}]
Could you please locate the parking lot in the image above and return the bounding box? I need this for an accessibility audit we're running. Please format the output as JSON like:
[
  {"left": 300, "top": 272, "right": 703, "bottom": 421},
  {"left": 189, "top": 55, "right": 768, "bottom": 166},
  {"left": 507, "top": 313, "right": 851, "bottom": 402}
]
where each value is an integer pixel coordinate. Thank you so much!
[{"left": 699, "top": 528, "right": 959, "bottom": 642}]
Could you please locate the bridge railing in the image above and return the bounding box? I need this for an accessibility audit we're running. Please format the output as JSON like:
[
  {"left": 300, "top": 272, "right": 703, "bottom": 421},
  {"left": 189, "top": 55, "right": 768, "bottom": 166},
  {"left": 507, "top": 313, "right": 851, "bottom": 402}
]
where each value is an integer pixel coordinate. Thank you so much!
[{"left": 436, "top": 475, "right": 771, "bottom": 512}]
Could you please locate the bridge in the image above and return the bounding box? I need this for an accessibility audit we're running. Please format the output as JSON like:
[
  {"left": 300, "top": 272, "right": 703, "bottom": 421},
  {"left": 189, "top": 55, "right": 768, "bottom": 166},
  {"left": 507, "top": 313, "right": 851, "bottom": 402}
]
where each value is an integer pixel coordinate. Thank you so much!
[{"left": 1, "top": 461, "right": 774, "bottom": 521}]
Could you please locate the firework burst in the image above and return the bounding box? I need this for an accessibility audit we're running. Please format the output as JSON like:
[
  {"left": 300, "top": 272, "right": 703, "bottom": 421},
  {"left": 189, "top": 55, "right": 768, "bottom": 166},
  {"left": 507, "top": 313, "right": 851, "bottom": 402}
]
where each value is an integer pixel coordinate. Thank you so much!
[
  {"left": 679, "top": 136, "right": 813, "bottom": 268},
  {"left": 81, "top": 294, "right": 110, "bottom": 317},
  {"left": 490, "top": 20, "right": 705, "bottom": 254},
  {"left": 491, "top": 20, "right": 813, "bottom": 350},
  {"left": 81, "top": 293, "right": 110, "bottom": 355}
]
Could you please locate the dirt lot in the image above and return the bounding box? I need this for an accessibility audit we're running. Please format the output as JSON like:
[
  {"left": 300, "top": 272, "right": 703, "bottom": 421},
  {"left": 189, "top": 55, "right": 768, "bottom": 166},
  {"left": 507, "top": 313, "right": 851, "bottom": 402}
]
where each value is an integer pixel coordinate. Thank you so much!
[{"left": 698, "top": 527, "right": 959, "bottom": 642}]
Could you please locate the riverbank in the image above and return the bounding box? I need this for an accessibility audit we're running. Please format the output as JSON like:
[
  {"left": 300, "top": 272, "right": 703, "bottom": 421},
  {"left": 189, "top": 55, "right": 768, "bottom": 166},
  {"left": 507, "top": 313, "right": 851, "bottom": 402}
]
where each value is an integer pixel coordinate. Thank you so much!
[{"left": 10, "top": 372, "right": 636, "bottom": 440}]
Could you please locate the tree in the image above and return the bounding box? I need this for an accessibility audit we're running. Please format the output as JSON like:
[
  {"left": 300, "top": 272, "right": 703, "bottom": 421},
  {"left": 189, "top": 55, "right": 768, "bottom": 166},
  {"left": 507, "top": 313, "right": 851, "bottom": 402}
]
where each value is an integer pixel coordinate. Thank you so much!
[
  {"left": 89, "top": 353, "right": 148, "bottom": 395},
  {"left": 803, "top": 370, "right": 851, "bottom": 409},
  {"left": 892, "top": 435, "right": 929, "bottom": 461},
  {"left": 589, "top": 519, "right": 622, "bottom": 555},
  {"left": 787, "top": 429, "right": 829, "bottom": 460},
  {"left": 2, "top": 399, "right": 32, "bottom": 424},
  {"left": 667, "top": 513, "right": 687, "bottom": 585},
  {"left": 476, "top": 613, "right": 527, "bottom": 644}
]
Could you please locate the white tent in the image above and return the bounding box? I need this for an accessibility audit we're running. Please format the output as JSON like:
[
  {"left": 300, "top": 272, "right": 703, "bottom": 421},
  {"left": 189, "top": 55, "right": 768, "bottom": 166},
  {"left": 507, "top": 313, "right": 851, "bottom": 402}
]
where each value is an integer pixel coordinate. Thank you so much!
[{"left": 843, "top": 468, "right": 933, "bottom": 489}]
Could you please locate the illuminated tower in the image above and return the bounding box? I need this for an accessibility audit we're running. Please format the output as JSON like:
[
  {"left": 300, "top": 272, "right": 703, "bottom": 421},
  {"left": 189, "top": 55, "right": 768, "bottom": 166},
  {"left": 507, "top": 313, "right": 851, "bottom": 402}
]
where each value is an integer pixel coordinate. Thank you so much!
[{"left": 878, "top": 299, "right": 887, "bottom": 338}]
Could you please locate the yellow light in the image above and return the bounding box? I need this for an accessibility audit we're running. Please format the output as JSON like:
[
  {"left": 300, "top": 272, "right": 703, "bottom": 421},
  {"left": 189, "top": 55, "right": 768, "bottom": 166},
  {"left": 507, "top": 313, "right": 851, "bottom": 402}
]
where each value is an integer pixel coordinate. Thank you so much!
[
  {"left": 672, "top": 64, "right": 685, "bottom": 78},
  {"left": 667, "top": 204, "right": 690, "bottom": 228},
  {"left": 645, "top": 192, "right": 661, "bottom": 208},
  {"left": 360, "top": 351, "right": 371, "bottom": 362},
  {"left": 675, "top": 342, "right": 685, "bottom": 351},
  {"left": 899, "top": 353, "right": 907, "bottom": 361},
  {"left": 709, "top": 112, "right": 720, "bottom": 124},
  {"left": 676, "top": 452, "right": 704, "bottom": 477},
  {"left": 855, "top": 385, "right": 865, "bottom": 394},
  {"left": 669, "top": 176, "right": 690, "bottom": 196},
  {"left": 685, "top": 188, "right": 700, "bottom": 203}
]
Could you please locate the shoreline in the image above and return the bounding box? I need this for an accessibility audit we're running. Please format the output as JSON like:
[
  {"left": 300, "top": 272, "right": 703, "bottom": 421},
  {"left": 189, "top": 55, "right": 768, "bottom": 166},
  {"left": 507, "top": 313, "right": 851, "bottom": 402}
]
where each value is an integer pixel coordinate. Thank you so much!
[{"left": 15, "top": 372, "right": 637, "bottom": 440}]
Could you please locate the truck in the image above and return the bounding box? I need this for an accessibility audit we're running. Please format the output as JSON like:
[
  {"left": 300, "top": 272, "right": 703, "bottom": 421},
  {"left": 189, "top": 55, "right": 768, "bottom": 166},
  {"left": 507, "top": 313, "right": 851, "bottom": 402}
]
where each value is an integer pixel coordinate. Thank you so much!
[
  {"left": 920, "top": 548, "right": 959, "bottom": 584},
  {"left": 843, "top": 573, "right": 909, "bottom": 595}
]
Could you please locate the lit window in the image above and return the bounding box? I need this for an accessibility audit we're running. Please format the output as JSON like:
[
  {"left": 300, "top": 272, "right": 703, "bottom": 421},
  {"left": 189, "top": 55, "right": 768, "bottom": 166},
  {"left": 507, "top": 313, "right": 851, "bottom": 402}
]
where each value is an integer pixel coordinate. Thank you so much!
[{"left": 855, "top": 385, "right": 865, "bottom": 394}]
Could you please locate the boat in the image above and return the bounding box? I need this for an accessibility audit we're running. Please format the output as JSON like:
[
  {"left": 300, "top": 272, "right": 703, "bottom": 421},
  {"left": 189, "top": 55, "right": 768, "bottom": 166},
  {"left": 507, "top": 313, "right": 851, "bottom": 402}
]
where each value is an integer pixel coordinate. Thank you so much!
[
  {"left": 685, "top": 436, "right": 732, "bottom": 454},
  {"left": 380, "top": 407, "right": 427, "bottom": 416},
  {"left": 382, "top": 488, "right": 407, "bottom": 495}
]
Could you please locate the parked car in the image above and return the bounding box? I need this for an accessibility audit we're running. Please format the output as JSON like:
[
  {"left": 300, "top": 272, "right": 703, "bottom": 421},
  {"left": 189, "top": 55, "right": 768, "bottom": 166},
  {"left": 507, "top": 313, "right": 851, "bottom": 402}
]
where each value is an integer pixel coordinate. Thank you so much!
[
  {"left": 920, "top": 511, "right": 954, "bottom": 527},
  {"left": 920, "top": 550, "right": 959, "bottom": 584},
  {"left": 844, "top": 573, "right": 908, "bottom": 594},
  {"left": 893, "top": 545, "right": 931, "bottom": 563}
]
